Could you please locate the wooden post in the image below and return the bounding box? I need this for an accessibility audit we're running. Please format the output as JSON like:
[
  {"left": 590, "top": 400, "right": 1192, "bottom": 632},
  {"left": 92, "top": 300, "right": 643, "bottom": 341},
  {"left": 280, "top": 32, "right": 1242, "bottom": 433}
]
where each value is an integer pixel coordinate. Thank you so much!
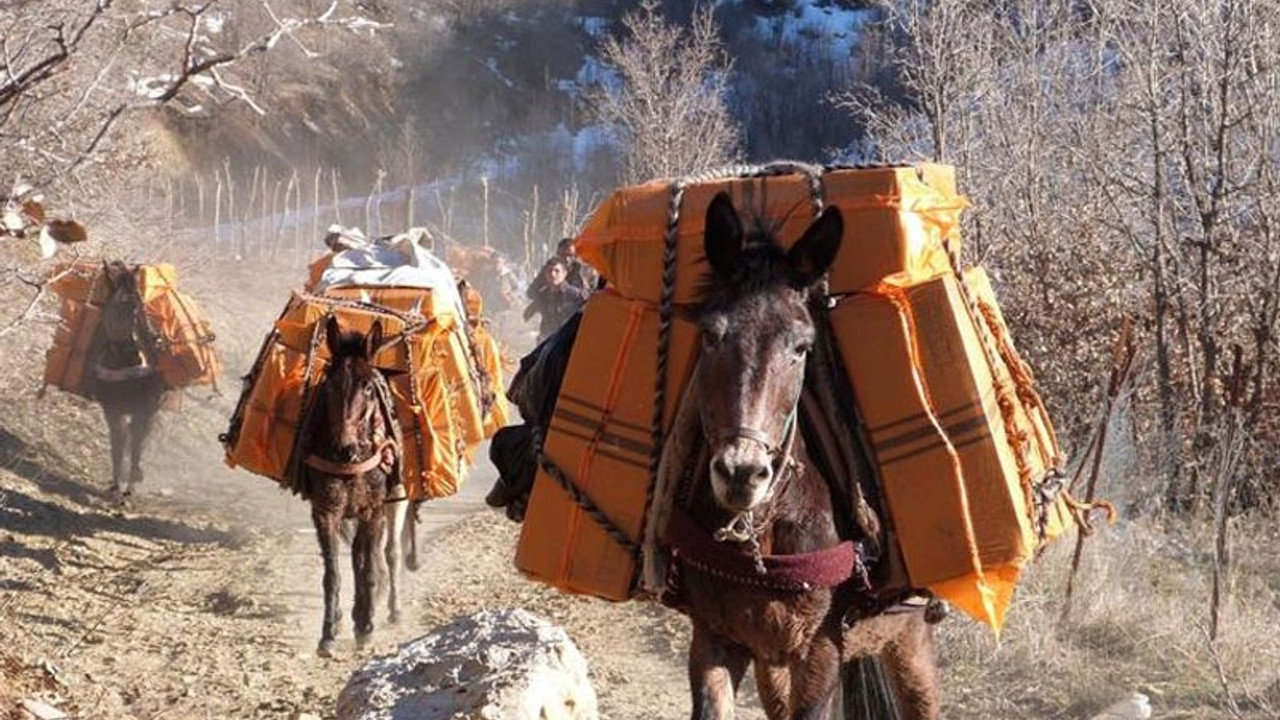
[
  {"left": 292, "top": 171, "right": 302, "bottom": 260},
  {"left": 196, "top": 173, "right": 205, "bottom": 229},
  {"left": 214, "top": 177, "right": 223, "bottom": 253},
  {"left": 482, "top": 175, "right": 490, "bottom": 249},
  {"left": 331, "top": 168, "right": 343, "bottom": 226},
  {"left": 313, "top": 166, "right": 322, "bottom": 249}
]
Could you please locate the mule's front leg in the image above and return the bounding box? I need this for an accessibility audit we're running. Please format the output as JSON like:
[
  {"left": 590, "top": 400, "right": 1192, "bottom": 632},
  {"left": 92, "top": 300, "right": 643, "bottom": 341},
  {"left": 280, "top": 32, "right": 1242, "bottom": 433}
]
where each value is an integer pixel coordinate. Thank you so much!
[
  {"left": 689, "top": 622, "right": 751, "bottom": 720},
  {"left": 313, "top": 511, "right": 343, "bottom": 658},
  {"left": 785, "top": 635, "right": 842, "bottom": 720},
  {"left": 103, "top": 407, "right": 127, "bottom": 500},
  {"left": 350, "top": 517, "right": 383, "bottom": 649},
  {"left": 126, "top": 401, "right": 160, "bottom": 493}
]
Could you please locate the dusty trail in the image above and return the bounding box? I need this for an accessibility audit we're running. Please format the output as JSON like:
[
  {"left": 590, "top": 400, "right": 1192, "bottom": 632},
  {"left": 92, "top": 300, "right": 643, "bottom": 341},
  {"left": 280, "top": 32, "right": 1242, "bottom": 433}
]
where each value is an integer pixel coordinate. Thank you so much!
[{"left": 0, "top": 258, "right": 749, "bottom": 719}]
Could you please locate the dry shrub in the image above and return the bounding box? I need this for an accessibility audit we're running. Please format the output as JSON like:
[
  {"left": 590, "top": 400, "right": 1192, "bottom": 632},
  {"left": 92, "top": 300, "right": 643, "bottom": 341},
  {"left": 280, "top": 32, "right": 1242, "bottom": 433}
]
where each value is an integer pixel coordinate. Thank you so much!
[{"left": 938, "top": 515, "right": 1280, "bottom": 719}]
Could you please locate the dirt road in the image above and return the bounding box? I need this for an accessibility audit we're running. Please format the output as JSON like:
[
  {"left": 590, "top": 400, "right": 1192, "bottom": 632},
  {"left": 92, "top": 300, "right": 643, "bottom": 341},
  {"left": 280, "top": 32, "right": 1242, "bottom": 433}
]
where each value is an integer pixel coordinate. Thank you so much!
[{"left": 0, "top": 389, "right": 729, "bottom": 720}]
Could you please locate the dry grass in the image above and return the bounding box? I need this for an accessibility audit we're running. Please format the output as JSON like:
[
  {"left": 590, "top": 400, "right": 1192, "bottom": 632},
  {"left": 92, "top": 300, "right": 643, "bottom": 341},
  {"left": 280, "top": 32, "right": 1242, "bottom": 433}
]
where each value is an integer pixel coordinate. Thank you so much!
[{"left": 938, "top": 515, "right": 1280, "bottom": 719}]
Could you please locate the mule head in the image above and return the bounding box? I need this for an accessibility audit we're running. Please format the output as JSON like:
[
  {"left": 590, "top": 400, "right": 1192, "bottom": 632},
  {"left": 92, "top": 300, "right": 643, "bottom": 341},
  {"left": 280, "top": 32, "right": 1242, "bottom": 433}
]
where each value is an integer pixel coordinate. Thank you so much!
[
  {"left": 320, "top": 316, "right": 386, "bottom": 463},
  {"left": 695, "top": 192, "right": 842, "bottom": 513},
  {"left": 100, "top": 261, "right": 144, "bottom": 346}
]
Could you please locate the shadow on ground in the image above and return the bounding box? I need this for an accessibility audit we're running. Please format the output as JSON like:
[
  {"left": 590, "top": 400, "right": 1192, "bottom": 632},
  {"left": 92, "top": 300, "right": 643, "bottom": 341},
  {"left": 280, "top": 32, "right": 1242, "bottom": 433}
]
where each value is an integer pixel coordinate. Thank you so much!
[{"left": 0, "top": 427, "right": 236, "bottom": 548}]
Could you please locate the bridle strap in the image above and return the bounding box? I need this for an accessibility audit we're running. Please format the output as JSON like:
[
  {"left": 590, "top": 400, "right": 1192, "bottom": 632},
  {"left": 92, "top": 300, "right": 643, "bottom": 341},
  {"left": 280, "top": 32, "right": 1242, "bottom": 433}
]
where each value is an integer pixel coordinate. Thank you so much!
[
  {"left": 713, "top": 426, "right": 779, "bottom": 454},
  {"left": 710, "top": 409, "right": 799, "bottom": 460}
]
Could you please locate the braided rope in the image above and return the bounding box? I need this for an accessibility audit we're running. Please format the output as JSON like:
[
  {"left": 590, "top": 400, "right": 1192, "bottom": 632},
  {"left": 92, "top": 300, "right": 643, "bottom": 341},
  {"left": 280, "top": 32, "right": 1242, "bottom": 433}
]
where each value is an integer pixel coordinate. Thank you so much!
[
  {"left": 529, "top": 422, "right": 636, "bottom": 554},
  {"left": 939, "top": 215, "right": 1068, "bottom": 540},
  {"left": 637, "top": 176, "right": 688, "bottom": 586}
]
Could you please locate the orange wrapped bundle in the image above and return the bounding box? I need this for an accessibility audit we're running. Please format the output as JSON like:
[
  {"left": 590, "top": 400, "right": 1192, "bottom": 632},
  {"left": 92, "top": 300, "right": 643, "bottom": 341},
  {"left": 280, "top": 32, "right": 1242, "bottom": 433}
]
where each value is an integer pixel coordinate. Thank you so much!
[
  {"left": 575, "top": 164, "right": 965, "bottom": 304},
  {"left": 516, "top": 291, "right": 700, "bottom": 600},
  {"left": 44, "top": 262, "right": 221, "bottom": 395},
  {"left": 832, "top": 267, "right": 1070, "bottom": 631},
  {"left": 457, "top": 282, "right": 511, "bottom": 439},
  {"left": 516, "top": 164, "right": 1074, "bottom": 627},
  {"left": 222, "top": 291, "right": 482, "bottom": 500}
]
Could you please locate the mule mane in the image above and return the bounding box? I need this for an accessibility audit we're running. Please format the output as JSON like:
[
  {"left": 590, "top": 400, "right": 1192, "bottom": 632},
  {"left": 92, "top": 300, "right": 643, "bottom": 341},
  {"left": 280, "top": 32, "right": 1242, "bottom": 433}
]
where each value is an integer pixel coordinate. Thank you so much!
[{"left": 697, "top": 224, "right": 809, "bottom": 318}]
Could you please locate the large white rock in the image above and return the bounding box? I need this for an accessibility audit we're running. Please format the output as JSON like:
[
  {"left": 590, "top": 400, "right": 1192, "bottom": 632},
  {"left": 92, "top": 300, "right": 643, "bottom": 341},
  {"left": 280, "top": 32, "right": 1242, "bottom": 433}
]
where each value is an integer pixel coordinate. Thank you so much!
[{"left": 336, "top": 608, "right": 599, "bottom": 720}]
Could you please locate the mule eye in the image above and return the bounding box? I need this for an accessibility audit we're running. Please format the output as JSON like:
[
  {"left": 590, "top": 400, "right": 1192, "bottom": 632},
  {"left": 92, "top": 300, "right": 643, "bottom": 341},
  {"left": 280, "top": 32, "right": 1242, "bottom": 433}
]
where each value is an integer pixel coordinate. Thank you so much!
[{"left": 793, "top": 342, "right": 812, "bottom": 358}]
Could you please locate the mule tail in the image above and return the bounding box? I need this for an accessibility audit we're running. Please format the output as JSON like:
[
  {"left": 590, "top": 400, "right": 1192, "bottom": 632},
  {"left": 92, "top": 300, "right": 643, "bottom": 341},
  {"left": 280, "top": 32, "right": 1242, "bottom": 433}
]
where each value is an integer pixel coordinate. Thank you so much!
[{"left": 836, "top": 657, "right": 901, "bottom": 720}]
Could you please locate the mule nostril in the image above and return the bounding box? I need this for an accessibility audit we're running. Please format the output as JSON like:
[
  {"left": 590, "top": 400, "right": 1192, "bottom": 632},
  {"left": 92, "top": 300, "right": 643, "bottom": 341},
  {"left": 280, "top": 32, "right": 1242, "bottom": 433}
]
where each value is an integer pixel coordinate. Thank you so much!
[
  {"left": 730, "top": 463, "right": 770, "bottom": 488},
  {"left": 712, "top": 457, "right": 731, "bottom": 479}
]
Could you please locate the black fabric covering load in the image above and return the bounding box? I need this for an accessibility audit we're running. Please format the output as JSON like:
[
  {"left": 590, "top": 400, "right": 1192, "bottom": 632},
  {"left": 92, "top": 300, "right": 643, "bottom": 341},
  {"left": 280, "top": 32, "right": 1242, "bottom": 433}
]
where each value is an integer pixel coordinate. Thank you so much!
[{"left": 486, "top": 311, "right": 583, "bottom": 521}]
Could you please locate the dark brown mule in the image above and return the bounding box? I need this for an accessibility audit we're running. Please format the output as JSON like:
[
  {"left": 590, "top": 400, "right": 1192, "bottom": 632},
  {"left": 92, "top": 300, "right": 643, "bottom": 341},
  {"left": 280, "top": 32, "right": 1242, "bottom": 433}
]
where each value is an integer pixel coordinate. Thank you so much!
[
  {"left": 86, "top": 261, "right": 169, "bottom": 504},
  {"left": 300, "top": 317, "right": 412, "bottom": 657},
  {"left": 676, "top": 194, "right": 940, "bottom": 719}
]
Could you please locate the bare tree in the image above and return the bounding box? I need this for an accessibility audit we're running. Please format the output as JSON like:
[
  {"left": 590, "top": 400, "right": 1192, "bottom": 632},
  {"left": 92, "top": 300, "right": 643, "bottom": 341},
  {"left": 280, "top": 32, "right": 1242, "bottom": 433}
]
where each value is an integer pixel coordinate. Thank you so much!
[
  {"left": 0, "top": 0, "right": 387, "bottom": 329},
  {"left": 847, "top": 0, "right": 1280, "bottom": 511},
  {"left": 589, "top": 0, "right": 741, "bottom": 184}
]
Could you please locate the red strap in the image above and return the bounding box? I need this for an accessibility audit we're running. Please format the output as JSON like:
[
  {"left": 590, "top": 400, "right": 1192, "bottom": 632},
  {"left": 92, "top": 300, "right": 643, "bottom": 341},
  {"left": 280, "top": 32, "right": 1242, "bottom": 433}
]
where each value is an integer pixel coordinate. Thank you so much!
[{"left": 667, "top": 510, "right": 863, "bottom": 592}]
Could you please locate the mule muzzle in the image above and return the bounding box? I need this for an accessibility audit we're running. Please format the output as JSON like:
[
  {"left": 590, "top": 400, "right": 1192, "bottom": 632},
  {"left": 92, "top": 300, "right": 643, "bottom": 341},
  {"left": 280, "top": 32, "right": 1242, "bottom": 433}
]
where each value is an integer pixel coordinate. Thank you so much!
[{"left": 709, "top": 442, "right": 775, "bottom": 512}]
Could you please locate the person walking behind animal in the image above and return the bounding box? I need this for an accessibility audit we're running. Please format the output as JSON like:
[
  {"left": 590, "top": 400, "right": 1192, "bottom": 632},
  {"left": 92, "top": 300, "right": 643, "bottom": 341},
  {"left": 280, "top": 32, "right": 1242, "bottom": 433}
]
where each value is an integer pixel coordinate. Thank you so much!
[{"left": 523, "top": 257, "right": 589, "bottom": 342}]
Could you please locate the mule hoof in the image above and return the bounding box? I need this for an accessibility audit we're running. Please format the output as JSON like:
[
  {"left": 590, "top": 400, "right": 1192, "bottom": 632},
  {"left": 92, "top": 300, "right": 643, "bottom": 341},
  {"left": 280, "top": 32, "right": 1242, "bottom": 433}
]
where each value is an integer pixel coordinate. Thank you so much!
[
  {"left": 316, "top": 640, "right": 337, "bottom": 658},
  {"left": 354, "top": 632, "right": 373, "bottom": 651},
  {"left": 388, "top": 611, "right": 401, "bottom": 626}
]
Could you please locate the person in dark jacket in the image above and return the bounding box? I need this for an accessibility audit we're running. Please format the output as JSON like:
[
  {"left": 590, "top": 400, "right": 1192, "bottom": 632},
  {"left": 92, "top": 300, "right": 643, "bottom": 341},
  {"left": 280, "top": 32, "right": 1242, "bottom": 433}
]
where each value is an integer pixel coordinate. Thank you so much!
[{"left": 523, "top": 257, "right": 589, "bottom": 342}]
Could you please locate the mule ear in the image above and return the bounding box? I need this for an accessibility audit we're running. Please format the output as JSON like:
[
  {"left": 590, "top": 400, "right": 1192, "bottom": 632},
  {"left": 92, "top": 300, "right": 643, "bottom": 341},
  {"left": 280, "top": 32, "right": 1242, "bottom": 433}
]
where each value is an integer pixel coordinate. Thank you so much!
[
  {"left": 704, "top": 192, "right": 744, "bottom": 278},
  {"left": 365, "top": 320, "right": 384, "bottom": 360},
  {"left": 324, "top": 315, "right": 342, "bottom": 358},
  {"left": 787, "top": 206, "right": 843, "bottom": 286}
]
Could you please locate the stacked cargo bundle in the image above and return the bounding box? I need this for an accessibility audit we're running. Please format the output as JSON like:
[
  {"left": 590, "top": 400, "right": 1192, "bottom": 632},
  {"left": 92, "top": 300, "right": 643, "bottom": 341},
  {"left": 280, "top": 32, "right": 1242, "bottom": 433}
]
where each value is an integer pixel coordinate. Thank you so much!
[
  {"left": 43, "top": 261, "right": 221, "bottom": 395},
  {"left": 223, "top": 231, "right": 501, "bottom": 501},
  {"left": 515, "top": 163, "right": 1073, "bottom": 630}
]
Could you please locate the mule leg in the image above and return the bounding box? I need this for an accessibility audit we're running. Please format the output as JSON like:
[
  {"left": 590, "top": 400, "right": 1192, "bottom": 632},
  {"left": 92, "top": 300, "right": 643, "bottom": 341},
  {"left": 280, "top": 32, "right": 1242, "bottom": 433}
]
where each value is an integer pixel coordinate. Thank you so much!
[
  {"left": 126, "top": 400, "right": 160, "bottom": 493},
  {"left": 786, "top": 634, "right": 842, "bottom": 720},
  {"left": 351, "top": 518, "right": 379, "bottom": 648},
  {"left": 880, "top": 615, "right": 941, "bottom": 720},
  {"left": 102, "top": 405, "right": 127, "bottom": 501},
  {"left": 383, "top": 485, "right": 408, "bottom": 625},
  {"left": 754, "top": 663, "right": 792, "bottom": 720},
  {"left": 313, "top": 510, "right": 343, "bottom": 658},
  {"left": 688, "top": 622, "right": 751, "bottom": 720}
]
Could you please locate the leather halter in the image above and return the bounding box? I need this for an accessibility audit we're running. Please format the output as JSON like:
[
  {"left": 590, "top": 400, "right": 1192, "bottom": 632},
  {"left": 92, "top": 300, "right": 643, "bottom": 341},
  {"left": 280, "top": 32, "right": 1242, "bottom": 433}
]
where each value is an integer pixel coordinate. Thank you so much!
[
  {"left": 304, "top": 438, "right": 398, "bottom": 477},
  {"left": 713, "top": 425, "right": 783, "bottom": 456},
  {"left": 709, "top": 409, "right": 797, "bottom": 462}
]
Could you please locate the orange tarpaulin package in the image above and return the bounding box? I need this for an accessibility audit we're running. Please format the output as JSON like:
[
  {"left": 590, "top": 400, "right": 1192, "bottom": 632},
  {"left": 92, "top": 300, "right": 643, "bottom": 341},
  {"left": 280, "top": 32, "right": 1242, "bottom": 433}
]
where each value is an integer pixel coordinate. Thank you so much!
[
  {"left": 323, "top": 286, "right": 489, "bottom": 452},
  {"left": 222, "top": 292, "right": 483, "bottom": 500},
  {"left": 516, "top": 290, "right": 700, "bottom": 600},
  {"left": 458, "top": 280, "right": 511, "bottom": 439},
  {"left": 575, "top": 164, "right": 965, "bottom": 304},
  {"left": 831, "top": 267, "right": 1070, "bottom": 631},
  {"left": 44, "top": 262, "right": 221, "bottom": 395}
]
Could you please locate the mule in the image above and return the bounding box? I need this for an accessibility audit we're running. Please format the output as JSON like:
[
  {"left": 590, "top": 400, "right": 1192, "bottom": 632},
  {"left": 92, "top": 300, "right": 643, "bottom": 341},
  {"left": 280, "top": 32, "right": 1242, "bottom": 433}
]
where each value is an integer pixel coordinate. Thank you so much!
[
  {"left": 86, "top": 261, "right": 169, "bottom": 504},
  {"left": 672, "top": 194, "right": 941, "bottom": 719},
  {"left": 299, "top": 316, "right": 416, "bottom": 657}
]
